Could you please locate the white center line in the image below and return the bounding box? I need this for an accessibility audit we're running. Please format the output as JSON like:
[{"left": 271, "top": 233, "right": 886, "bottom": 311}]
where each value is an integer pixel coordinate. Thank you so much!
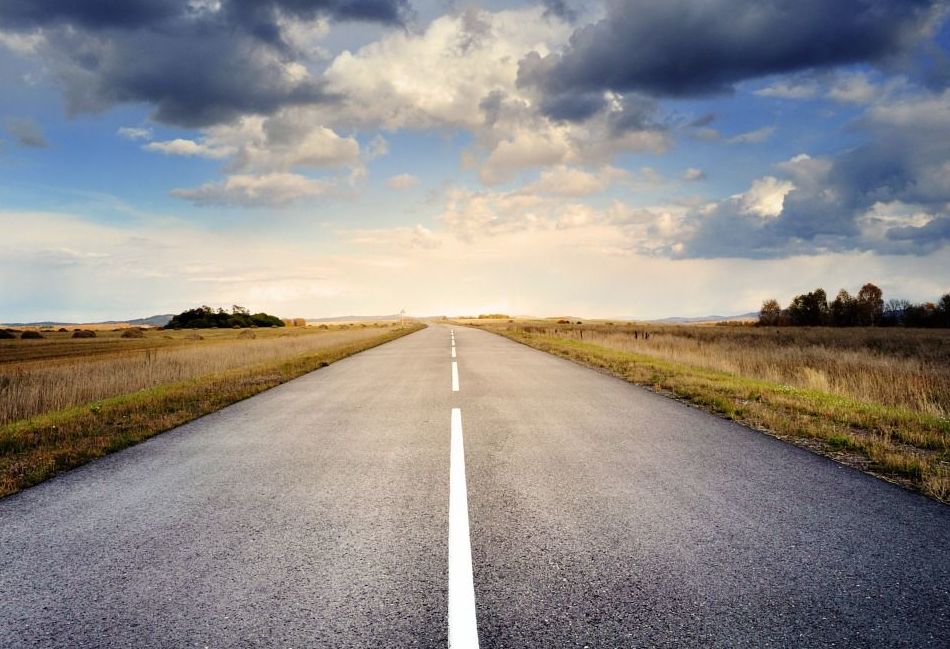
[
  {"left": 448, "top": 408, "right": 479, "bottom": 648},
  {"left": 451, "top": 346, "right": 456, "bottom": 358},
  {"left": 451, "top": 361, "right": 459, "bottom": 392}
]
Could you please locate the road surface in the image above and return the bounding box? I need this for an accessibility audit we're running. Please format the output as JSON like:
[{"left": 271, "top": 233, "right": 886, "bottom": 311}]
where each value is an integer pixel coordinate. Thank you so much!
[{"left": 1, "top": 324, "right": 948, "bottom": 648}]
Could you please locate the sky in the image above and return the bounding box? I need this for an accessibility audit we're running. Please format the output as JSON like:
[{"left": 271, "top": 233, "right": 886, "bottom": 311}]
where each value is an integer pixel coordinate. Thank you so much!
[{"left": 1, "top": 0, "right": 949, "bottom": 321}]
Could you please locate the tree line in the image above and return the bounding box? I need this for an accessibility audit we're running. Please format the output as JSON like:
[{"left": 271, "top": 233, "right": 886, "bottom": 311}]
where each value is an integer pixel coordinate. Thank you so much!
[
  {"left": 165, "top": 305, "right": 285, "bottom": 329},
  {"left": 759, "top": 284, "right": 950, "bottom": 328}
]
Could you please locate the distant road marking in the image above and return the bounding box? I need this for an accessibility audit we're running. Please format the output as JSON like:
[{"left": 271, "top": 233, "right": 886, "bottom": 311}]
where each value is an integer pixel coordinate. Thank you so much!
[
  {"left": 448, "top": 408, "right": 479, "bottom": 648},
  {"left": 452, "top": 347, "right": 457, "bottom": 358},
  {"left": 452, "top": 361, "right": 460, "bottom": 392}
]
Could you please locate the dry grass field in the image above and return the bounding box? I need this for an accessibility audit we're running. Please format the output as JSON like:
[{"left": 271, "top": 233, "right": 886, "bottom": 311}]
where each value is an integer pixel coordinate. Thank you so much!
[
  {"left": 1, "top": 324, "right": 403, "bottom": 424},
  {"left": 0, "top": 322, "right": 423, "bottom": 496},
  {"left": 461, "top": 319, "right": 950, "bottom": 502}
]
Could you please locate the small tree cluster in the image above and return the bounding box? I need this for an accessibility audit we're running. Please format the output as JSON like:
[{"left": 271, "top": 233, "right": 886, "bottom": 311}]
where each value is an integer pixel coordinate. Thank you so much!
[
  {"left": 165, "top": 305, "right": 285, "bottom": 329},
  {"left": 759, "top": 284, "right": 950, "bottom": 328}
]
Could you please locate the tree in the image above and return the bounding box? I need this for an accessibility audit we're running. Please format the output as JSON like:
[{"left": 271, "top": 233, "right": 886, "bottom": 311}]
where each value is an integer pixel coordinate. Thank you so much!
[
  {"left": 786, "top": 288, "right": 828, "bottom": 326},
  {"left": 883, "top": 299, "right": 910, "bottom": 326},
  {"left": 758, "top": 299, "right": 782, "bottom": 326},
  {"left": 937, "top": 294, "right": 950, "bottom": 328},
  {"left": 165, "top": 305, "right": 285, "bottom": 329},
  {"left": 855, "top": 283, "right": 884, "bottom": 326},
  {"left": 830, "top": 289, "right": 857, "bottom": 327}
]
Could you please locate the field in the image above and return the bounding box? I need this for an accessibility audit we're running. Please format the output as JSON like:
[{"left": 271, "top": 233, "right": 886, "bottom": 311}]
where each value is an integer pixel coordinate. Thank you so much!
[
  {"left": 0, "top": 322, "right": 421, "bottom": 497},
  {"left": 459, "top": 319, "right": 950, "bottom": 502}
]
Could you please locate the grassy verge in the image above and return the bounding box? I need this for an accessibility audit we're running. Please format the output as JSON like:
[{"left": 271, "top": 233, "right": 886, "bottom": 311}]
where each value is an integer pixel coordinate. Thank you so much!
[
  {"left": 469, "top": 323, "right": 949, "bottom": 503},
  {"left": 0, "top": 324, "right": 424, "bottom": 497}
]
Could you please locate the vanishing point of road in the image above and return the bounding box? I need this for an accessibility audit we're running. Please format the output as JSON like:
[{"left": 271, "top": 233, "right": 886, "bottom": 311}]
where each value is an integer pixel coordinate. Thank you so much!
[{"left": 1, "top": 325, "right": 948, "bottom": 647}]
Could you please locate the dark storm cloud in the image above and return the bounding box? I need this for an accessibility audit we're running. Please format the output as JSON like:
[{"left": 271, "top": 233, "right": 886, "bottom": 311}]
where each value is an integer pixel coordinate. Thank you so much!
[
  {"left": 0, "top": 0, "right": 179, "bottom": 29},
  {"left": 538, "top": 91, "right": 606, "bottom": 121},
  {"left": 0, "top": 0, "right": 408, "bottom": 31},
  {"left": 0, "top": 0, "right": 409, "bottom": 127},
  {"left": 520, "top": 0, "right": 940, "bottom": 116}
]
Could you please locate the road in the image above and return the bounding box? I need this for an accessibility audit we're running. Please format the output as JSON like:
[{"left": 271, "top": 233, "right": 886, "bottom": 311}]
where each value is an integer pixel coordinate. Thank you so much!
[{"left": 1, "top": 324, "right": 948, "bottom": 648}]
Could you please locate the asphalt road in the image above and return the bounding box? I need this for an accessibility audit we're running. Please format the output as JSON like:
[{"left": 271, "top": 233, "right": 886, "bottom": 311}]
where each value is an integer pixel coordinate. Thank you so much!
[{"left": 1, "top": 324, "right": 948, "bottom": 648}]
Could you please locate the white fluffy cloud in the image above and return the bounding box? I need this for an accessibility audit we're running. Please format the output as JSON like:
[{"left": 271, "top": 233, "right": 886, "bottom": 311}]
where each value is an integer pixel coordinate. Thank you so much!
[
  {"left": 323, "top": 7, "right": 572, "bottom": 130},
  {"left": 739, "top": 176, "right": 795, "bottom": 218},
  {"left": 321, "top": 6, "right": 668, "bottom": 184}
]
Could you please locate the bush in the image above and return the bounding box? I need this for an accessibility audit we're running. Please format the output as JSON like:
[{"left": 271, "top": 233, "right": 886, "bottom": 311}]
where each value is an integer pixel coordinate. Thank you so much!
[
  {"left": 121, "top": 328, "right": 145, "bottom": 339},
  {"left": 0, "top": 330, "right": 15, "bottom": 340},
  {"left": 58, "top": 327, "right": 68, "bottom": 332},
  {"left": 165, "top": 305, "right": 285, "bottom": 329},
  {"left": 71, "top": 330, "right": 96, "bottom": 338},
  {"left": 20, "top": 331, "right": 44, "bottom": 339}
]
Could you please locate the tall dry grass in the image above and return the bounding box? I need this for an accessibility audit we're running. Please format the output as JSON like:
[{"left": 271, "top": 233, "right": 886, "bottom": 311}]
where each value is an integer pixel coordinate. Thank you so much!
[
  {"left": 0, "top": 327, "right": 391, "bottom": 425},
  {"left": 513, "top": 323, "right": 950, "bottom": 417}
]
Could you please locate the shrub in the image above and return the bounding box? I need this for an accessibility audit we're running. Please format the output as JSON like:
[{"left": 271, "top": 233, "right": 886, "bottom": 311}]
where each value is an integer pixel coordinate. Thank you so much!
[
  {"left": 0, "top": 330, "right": 15, "bottom": 340},
  {"left": 20, "top": 331, "right": 44, "bottom": 339},
  {"left": 58, "top": 327, "right": 68, "bottom": 332},
  {"left": 71, "top": 330, "right": 96, "bottom": 338},
  {"left": 165, "top": 305, "right": 285, "bottom": 329},
  {"left": 121, "top": 328, "right": 145, "bottom": 339}
]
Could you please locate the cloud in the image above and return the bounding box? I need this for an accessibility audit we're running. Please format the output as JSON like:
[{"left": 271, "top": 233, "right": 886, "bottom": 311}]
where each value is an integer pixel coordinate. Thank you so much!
[
  {"left": 827, "top": 72, "right": 880, "bottom": 104},
  {"left": 519, "top": 0, "right": 940, "bottom": 115},
  {"left": 754, "top": 71, "right": 886, "bottom": 104},
  {"left": 682, "top": 168, "right": 706, "bottom": 182},
  {"left": 754, "top": 79, "right": 820, "bottom": 100},
  {"left": 170, "top": 172, "right": 333, "bottom": 207},
  {"left": 5, "top": 117, "right": 48, "bottom": 147},
  {"left": 0, "top": 0, "right": 408, "bottom": 128},
  {"left": 386, "top": 173, "right": 419, "bottom": 190},
  {"left": 322, "top": 7, "right": 572, "bottom": 131},
  {"left": 522, "top": 165, "right": 627, "bottom": 197},
  {"left": 145, "top": 138, "right": 232, "bottom": 159},
  {"left": 739, "top": 177, "right": 795, "bottom": 217},
  {"left": 350, "top": 223, "right": 442, "bottom": 249},
  {"left": 5, "top": 208, "right": 949, "bottom": 323},
  {"left": 201, "top": 112, "right": 361, "bottom": 172},
  {"left": 319, "top": 7, "right": 667, "bottom": 181},
  {"left": 674, "top": 89, "right": 950, "bottom": 258},
  {"left": 117, "top": 126, "right": 153, "bottom": 140},
  {"left": 726, "top": 126, "right": 776, "bottom": 144}
]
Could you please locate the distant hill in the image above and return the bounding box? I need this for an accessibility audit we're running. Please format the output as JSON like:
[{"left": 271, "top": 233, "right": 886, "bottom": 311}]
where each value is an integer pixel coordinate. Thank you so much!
[
  {"left": 306, "top": 314, "right": 404, "bottom": 322},
  {"left": 646, "top": 312, "right": 758, "bottom": 324},
  {"left": 2, "top": 314, "right": 174, "bottom": 327},
  {"left": 104, "top": 314, "right": 174, "bottom": 327}
]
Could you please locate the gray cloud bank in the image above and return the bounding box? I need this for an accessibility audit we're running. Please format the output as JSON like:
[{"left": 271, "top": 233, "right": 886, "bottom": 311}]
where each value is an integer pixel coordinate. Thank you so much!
[
  {"left": 0, "top": 0, "right": 408, "bottom": 126},
  {"left": 520, "top": 0, "right": 942, "bottom": 118}
]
